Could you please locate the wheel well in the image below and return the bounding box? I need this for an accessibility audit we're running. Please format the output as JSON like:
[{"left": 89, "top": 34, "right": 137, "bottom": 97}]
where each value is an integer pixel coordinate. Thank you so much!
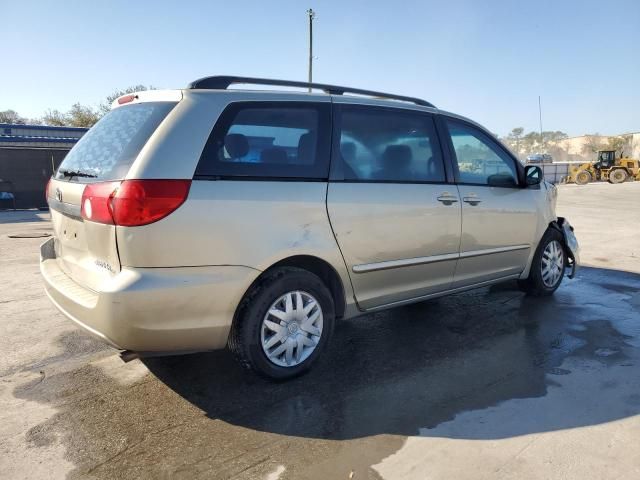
[
  {"left": 548, "top": 219, "right": 569, "bottom": 251},
  {"left": 230, "top": 256, "right": 347, "bottom": 338},
  {"left": 267, "top": 255, "right": 346, "bottom": 319}
]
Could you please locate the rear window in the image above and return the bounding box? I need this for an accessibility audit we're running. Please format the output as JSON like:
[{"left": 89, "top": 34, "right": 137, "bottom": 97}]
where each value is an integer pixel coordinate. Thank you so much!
[
  {"left": 54, "top": 102, "right": 176, "bottom": 182},
  {"left": 195, "top": 102, "right": 331, "bottom": 179}
]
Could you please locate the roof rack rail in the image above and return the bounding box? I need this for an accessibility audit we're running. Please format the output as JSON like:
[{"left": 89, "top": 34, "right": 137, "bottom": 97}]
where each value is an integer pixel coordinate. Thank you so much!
[{"left": 187, "top": 76, "right": 435, "bottom": 108}]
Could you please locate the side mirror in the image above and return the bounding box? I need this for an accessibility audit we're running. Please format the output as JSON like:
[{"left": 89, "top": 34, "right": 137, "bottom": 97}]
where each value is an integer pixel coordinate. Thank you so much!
[{"left": 525, "top": 165, "right": 543, "bottom": 186}]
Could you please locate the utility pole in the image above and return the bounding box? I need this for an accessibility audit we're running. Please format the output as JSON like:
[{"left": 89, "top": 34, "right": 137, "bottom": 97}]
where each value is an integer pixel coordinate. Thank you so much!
[
  {"left": 538, "top": 95, "right": 544, "bottom": 152},
  {"left": 307, "top": 8, "right": 315, "bottom": 92}
]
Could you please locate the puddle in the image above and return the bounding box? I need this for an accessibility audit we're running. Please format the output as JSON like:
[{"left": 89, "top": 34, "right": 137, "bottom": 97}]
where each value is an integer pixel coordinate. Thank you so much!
[{"left": 11, "top": 266, "right": 640, "bottom": 479}]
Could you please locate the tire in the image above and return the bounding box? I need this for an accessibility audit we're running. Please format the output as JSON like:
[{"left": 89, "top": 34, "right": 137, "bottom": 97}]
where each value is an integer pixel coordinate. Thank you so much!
[
  {"left": 608, "top": 169, "right": 627, "bottom": 184},
  {"left": 228, "top": 267, "right": 335, "bottom": 380},
  {"left": 518, "top": 229, "right": 566, "bottom": 296},
  {"left": 574, "top": 170, "right": 591, "bottom": 185}
]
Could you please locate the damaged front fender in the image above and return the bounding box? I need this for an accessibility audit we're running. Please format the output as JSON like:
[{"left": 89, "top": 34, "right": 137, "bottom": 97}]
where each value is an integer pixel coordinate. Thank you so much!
[{"left": 554, "top": 217, "right": 580, "bottom": 279}]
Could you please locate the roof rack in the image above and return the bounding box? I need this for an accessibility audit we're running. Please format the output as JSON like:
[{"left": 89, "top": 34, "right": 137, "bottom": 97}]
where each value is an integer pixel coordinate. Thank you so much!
[{"left": 187, "top": 76, "right": 435, "bottom": 108}]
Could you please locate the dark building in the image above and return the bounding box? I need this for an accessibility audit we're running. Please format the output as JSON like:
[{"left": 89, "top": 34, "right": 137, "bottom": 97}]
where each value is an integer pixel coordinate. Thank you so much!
[{"left": 0, "top": 123, "right": 87, "bottom": 209}]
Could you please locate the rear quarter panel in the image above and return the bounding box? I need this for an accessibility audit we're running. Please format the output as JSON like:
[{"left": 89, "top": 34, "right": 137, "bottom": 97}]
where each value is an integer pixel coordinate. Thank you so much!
[{"left": 116, "top": 181, "right": 355, "bottom": 307}]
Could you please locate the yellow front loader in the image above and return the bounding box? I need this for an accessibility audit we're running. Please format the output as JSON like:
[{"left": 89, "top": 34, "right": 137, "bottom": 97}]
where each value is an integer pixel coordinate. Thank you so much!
[{"left": 569, "top": 150, "right": 640, "bottom": 185}]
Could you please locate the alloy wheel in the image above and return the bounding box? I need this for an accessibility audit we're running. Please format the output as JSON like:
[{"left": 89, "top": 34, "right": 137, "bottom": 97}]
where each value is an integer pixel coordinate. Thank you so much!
[{"left": 541, "top": 240, "right": 564, "bottom": 288}]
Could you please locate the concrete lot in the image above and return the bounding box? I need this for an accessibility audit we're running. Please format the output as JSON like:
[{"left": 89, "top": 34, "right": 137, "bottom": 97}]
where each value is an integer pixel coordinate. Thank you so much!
[{"left": 1, "top": 182, "right": 639, "bottom": 479}]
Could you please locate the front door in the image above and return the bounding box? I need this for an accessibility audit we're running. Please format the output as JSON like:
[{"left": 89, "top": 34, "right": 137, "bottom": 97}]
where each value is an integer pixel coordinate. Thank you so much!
[
  {"left": 327, "top": 104, "right": 461, "bottom": 310},
  {"left": 443, "top": 118, "right": 538, "bottom": 288}
]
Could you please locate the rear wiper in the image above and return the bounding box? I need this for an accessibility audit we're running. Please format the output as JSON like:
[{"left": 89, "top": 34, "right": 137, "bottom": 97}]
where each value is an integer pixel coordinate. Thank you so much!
[{"left": 58, "top": 169, "right": 97, "bottom": 179}]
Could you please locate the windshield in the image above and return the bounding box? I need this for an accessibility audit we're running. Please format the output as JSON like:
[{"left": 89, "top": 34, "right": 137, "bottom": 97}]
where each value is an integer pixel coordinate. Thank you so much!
[{"left": 54, "top": 102, "right": 176, "bottom": 182}]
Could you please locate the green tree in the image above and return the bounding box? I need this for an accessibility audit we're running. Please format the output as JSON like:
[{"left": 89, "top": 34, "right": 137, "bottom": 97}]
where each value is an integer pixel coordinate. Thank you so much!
[
  {"left": 66, "top": 103, "right": 101, "bottom": 127},
  {"left": 43, "top": 104, "right": 100, "bottom": 128},
  {"left": 0, "top": 110, "right": 27, "bottom": 124},
  {"left": 16, "top": 85, "right": 155, "bottom": 128},
  {"left": 42, "top": 109, "right": 69, "bottom": 126},
  {"left": 505, "top": 127, "right": 525, "bottom": 156},
  {"left": 543, "top": 130, "right": 568, "bottom": 144},
  {"left": 510, "top": 127, "right": 524, "bottom": 138},
  {"left": 521, "top": 131, "right": 540, "bottom": 154}
]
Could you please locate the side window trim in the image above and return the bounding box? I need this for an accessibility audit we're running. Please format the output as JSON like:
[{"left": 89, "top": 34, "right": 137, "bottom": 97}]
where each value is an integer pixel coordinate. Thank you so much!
[
  {"left": 195, "top": 100, "right": 332, "bottom": 180},
  {"left": 329, "top": 103, "right": 344, "bottom": 181},
  {"left": 433, "top": 114, "right": 457, "bottom": 184},
  {"left": 329, "top": 104, "right": 449, "bottom": 184},
  {"left": 443, "top": 116, "right": 523, "bottom": 188}
]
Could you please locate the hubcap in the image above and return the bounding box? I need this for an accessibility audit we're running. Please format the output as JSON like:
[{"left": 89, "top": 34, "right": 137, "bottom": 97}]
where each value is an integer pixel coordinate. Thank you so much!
[
  {"left": 541, "top": 240, "right": 564, "bottom": 288},
  {"left": 260, "top": 291, "right": 323, "bottom": 367}
]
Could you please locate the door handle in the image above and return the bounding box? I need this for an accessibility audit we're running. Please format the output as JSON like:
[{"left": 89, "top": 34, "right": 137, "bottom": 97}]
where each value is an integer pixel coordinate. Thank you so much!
[
  {"left": 437, "top": 194, "right": 459, "bottom": 205},
  {"left": 463, "top": 196, "right": 482, "bottom": 206}
]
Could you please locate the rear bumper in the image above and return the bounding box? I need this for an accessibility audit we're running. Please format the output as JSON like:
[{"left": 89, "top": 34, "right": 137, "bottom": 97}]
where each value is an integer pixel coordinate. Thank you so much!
[{"left": 40, "top": 238, "right": 260, "bottom": 352}]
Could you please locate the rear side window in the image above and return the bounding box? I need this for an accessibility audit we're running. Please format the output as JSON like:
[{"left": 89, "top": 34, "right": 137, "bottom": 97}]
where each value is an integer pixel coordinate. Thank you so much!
[
  {"left": 196, "top": 102, "right": 331, "bottom": 179},
  {"left": 333, "top": 106, "right": 445, "bottom": 183},
  {"left": 54, "top": 102, "right": 176, "bottom": 182}
]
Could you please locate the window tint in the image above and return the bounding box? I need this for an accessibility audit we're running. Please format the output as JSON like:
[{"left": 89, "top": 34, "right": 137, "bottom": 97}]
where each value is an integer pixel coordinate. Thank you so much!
[
  {"left": 196, "top": 103, "right": 330, "bottom": 179},
  {"left": 446, "top": 120, "right": 518, "bottom": 186},
  {"left": 335, "top": 107, "right": 445, "bottom": 182},
  {"left": 55, "top": 102, "right": 176, "bottom": 182}
]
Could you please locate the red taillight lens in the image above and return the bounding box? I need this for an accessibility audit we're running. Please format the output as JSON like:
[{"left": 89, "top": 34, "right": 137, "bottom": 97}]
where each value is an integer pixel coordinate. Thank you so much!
[
  {"left": 81, "top": 180, "right": 191, "bottom": 227},
  {"left": 81, "top": 182, "right": 120, "bottom": 224},
  {"left": 117, "top": 94, "right": 137, "bottom": 105},
  {"left": 81, "top": 180, "right": 190, "bottom": 226}
]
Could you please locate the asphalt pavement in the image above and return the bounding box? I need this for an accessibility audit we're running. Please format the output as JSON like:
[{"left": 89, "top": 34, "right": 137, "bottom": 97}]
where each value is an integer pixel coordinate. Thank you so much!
[{"left": 1, "top": 182, "right": 639, "bottom": 479}]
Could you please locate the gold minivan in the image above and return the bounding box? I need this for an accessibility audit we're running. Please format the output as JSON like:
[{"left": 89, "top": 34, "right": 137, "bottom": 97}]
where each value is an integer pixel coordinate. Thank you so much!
[{"left": 41, "top": 76, "right": 579, "bottom": 379}]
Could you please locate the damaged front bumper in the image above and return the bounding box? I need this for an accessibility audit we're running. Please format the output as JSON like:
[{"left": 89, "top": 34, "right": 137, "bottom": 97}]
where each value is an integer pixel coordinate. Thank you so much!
[{"left": 558, "top": 217, "right": 580, "bottom": 278}]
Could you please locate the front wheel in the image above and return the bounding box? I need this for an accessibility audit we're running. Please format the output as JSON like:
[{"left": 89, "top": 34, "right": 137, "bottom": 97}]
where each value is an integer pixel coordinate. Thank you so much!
[
  {"left": 229, "top": 267, "right": 335, "bottom": 380},
  {"left": 574, "top": 170, "right": 591, "bottom": 185},
  {"left": 518, "top": 229, "right": 566, "bottom": 296}
]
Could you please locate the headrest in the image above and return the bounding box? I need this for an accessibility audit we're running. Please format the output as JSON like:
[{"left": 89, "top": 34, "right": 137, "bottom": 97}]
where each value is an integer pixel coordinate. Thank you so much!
[
  {"left": 382, "top": 145, "right": 412, "bottom": 168},
  {"left": 297, "top": 132, "right": 316, "bottom": 164},
  {"left": 260, "top": 147, "right": 288, "bottom": 164},
  {"left": 224, "top": 134, "right": 249, "bottom": 159}
]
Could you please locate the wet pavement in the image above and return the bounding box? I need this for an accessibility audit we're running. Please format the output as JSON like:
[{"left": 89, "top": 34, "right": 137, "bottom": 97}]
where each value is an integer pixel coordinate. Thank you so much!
[{"left": 1, "top": 183, "right": 640, "bottom": 479}]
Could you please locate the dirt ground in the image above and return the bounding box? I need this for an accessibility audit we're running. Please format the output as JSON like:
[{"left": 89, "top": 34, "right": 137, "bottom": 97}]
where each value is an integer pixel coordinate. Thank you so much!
[{"left": 1, "top": 182, "right": 639, "bottom": 479}]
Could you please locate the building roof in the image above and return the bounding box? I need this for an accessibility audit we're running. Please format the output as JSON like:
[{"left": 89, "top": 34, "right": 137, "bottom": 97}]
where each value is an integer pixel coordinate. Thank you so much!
[
  {"left": 0, "top": 123, "right": 88, "bottom": 148},
  {"left": 0, "top": 123, "right": 89, "bottom": 133}
]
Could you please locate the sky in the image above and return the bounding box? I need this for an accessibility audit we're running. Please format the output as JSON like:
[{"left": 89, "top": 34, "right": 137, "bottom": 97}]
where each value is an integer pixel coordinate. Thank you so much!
[{"left": 2, "top": 0, "right": 639, "bottom": 137}]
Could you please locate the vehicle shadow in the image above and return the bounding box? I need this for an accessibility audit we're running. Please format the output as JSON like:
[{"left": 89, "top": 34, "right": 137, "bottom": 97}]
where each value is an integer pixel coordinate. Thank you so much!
[{"left": 144, "top": 266, "right": 640, "bottom": 441}]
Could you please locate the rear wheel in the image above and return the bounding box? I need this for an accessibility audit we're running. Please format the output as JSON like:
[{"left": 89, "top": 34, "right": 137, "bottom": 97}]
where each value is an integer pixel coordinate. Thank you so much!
[
  {"left": 518, "top": 229, "right": 566, "bottom": 296},
  {"left": 608, "top": 169, "right": 627, "bottom": 184},
  {"left": 229, "top": 267, "right": 335, "bottom": 380},
  {"left": 574, "top": 170, "right": 591, "bottom": 185}
]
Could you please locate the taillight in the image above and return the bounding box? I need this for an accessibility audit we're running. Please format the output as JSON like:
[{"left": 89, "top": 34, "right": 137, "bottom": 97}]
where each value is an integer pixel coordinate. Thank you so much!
[
  {"left": 117, "top": 94, "right": 137, "bottom": 105},
  {"left": 45, "top": 178, "right": 52, "bottom": 201},
  {"left": 81, "top": 180, "right": 191, "bottom": 227},
  {"left": 81, "top": 182, "right": 120, "bottom": 224}
]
